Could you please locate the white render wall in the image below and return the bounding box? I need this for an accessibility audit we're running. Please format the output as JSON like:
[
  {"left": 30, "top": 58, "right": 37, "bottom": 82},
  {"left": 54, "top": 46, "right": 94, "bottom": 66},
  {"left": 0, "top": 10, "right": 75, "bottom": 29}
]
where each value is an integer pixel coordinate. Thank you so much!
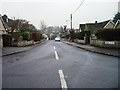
[{"left": 0, "top": 18, "right": 6, "bottom": 35}]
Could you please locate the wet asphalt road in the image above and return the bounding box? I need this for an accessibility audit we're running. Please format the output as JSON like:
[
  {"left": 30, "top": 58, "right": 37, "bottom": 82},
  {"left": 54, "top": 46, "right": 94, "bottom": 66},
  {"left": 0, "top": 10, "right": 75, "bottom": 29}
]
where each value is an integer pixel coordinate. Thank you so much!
[{"left": 2, "top": 40, "right": 119, "bottom": 88}]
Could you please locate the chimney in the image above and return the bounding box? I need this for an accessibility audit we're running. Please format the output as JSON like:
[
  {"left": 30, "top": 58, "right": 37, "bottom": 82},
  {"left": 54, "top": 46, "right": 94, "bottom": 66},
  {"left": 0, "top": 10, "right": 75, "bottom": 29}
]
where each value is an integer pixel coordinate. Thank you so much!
[{"left": 95, "top": 21, "right": 97, "bottom": 24}]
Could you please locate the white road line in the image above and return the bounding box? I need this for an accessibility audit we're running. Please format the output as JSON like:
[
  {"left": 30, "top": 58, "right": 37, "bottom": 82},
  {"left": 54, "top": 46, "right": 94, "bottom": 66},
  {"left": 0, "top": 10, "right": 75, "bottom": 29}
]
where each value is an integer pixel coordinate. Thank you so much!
[
  {"left": 58, "top": 70, "right": 68, "bottom": 90},
  {"left": 54, "top": 46, "right": 56, "bottom": 50},
  {"left": 55, "top": 50, "right": 59, "bottom": 60},
  {"left": 54, "top": 46, "right": 59, "bottom": 60}
]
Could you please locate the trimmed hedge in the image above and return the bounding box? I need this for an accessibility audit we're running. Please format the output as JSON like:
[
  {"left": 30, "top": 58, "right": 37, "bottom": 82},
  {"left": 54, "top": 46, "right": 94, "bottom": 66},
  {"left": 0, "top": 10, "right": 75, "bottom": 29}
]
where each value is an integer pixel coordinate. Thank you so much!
[
  {"left": 76, "top": 31, "right": 91, "bottom": 40},
  {"left": 2, "top": 34, "right": 12, "bottom": 47},
  {"left": 22, "top": 32, "right": 31, "bottom": 41},
  {"left": 32, "top": 32, "right": 42, "bottom": 41},
  {"left": 95, "top": 29, "right": 120, "bottom": 41}
]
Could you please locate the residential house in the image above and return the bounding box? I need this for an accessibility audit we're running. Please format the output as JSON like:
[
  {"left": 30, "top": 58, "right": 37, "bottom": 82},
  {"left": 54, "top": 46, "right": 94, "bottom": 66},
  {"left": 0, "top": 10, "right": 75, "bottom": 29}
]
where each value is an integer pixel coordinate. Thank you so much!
[
  {"left": 79, "top": 20, "right": 111, "bottom": 33},
  {"left": 0, "top": 15, "right": 7, "bottom": 34},
  {"left": 79, "top": 24, "right": 85, "bottom": 32},
  {"left": 0, "top": 15, "right": 7, "bottom": 48},
  {"left": 103, "top": 20, "right": 115, "bottom": 29},
  {"left": 114, "top": 19, "right": 120, "bottom": 29},
  {"left": 74, "top": 29, "right": 80, "bottom": 33}
]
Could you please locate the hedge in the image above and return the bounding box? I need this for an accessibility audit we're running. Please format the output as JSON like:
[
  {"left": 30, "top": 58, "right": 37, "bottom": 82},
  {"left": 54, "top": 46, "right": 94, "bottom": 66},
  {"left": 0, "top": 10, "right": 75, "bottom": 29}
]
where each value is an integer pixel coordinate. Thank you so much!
[
  {"left": 76, "top": 31, "right": 91, "bottom": 40},
  {"left": 2, "top": 34, "right": 12, "bottom": 47},
  {"left": 22, "top": 31, "right": 31, "bottom": 41},
  {"left": 32, "top": 32, "right": 42, "bottom": 41},
  {"left": 95, "top": 29, "right": 120, "bottom": 41}
]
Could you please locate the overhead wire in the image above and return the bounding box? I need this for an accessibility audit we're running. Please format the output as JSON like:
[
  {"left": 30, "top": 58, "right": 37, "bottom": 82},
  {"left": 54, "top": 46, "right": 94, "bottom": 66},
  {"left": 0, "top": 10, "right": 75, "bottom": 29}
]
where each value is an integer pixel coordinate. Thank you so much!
[{"left": 72, "top": 0, "right": 85, "bottom": 14}]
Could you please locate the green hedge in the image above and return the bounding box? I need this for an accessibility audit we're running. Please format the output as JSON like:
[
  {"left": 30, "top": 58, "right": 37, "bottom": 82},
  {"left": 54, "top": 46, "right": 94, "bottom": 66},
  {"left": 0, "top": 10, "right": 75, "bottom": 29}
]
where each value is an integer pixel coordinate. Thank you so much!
[
  {"left": 22, "top": 32, "right": 31, "bottom": 41},
  {"left": 95, "top": 29, "right": 120, "bottom": 41},
  {"left": 76, "top": 31, "right": 91, "bottom": 40},
  {"left": 2, "top": 34, "right": 12, "bottom": 47}
]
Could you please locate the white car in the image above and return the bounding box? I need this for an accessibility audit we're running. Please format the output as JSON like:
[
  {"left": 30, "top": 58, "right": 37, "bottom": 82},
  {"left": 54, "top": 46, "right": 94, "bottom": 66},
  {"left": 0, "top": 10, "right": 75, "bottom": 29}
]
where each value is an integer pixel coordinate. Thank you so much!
[{"left": 55, "top": 37, "right": 60, "bottom": 41}]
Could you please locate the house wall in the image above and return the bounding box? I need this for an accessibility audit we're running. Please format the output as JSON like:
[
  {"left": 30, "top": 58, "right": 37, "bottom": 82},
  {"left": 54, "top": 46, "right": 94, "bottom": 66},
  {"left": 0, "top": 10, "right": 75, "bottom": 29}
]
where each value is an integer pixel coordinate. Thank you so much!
[
  {"left": 116, "top": 24, "right": 120, "bottom": 29},
  {"left": 74, "top": 39, "right": 86, "bottom": 44},
  {"left": 104, "top": 22, "right": 114, "bottom": 29},
  {"left": 0, "top": 35, "right": 2, "bottom": 48},
  {"left": 85, "top": 24, "right": 97, "bottom": 34},
  {"left": 0, "top": 18, "right": 7, "bottom": 48}
]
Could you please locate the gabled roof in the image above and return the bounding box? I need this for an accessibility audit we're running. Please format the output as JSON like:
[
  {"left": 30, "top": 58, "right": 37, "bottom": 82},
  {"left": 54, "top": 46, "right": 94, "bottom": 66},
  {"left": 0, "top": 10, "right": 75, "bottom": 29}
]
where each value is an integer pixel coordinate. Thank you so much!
[
  {"left": 79, "top": 20, "right": 110, "bottom": 32},
  {"left": 95, "top": 20, "right": 110, "bottom": 29},
  {"left": 114, "top": 19, "right": 120, "bottom": 28},
  {"left": 103, "top": 20, "right": 115, "bottom": 29}
]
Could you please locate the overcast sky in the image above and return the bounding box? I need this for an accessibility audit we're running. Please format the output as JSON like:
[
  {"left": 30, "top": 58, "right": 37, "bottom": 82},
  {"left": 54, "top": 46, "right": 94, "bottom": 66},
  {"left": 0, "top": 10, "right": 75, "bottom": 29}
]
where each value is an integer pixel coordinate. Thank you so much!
[{"left": 0, "top": 0, "right": 119, "bottom": 29}]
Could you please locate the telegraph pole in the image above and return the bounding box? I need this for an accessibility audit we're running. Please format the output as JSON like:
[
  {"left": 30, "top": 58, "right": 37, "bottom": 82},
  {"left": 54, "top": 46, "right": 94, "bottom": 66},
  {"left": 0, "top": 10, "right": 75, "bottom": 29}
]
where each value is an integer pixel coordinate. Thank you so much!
[
  {"left": 70, "top": 14, "right": 72, "bottom": 30},
  {"left": 70, "top": 0, "right": 85, "bottom": 30}
]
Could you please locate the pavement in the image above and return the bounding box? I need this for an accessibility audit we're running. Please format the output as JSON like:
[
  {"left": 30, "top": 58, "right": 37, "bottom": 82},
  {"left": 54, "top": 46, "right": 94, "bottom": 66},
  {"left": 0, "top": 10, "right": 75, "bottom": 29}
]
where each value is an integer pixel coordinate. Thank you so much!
[
  {"left": 62, "top": 40, "right": 120, "bottom": 58},
  {"left": 1, "top": 40, "right": 47, "bottom": 56}
]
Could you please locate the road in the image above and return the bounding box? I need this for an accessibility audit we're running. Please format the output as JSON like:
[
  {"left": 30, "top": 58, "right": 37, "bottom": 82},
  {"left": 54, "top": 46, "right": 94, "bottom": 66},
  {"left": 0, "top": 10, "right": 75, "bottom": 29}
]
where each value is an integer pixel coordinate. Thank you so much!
[{"left": 2, "top": 40, "right": 118, "bottom": 88}]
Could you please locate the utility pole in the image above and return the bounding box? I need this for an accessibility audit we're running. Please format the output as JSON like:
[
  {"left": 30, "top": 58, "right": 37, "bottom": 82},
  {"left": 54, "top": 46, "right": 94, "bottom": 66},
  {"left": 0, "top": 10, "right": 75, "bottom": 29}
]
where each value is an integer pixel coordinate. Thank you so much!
[{"left": 70, "top": 14, "right": 72, "bottom": 30}]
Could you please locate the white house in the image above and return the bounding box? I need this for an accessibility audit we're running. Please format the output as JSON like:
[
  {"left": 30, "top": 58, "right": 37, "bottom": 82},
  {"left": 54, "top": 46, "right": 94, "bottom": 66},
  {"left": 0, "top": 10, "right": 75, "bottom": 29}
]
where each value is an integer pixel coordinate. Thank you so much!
[
  {"left": 114, "top": 19, "right": 120, "bottom": 29},
  {"left": 103, "top": 20, "right": 115, "bottom": 29},
  {"left": 0, "top": 15, "right": 7, "bottom": 48}
]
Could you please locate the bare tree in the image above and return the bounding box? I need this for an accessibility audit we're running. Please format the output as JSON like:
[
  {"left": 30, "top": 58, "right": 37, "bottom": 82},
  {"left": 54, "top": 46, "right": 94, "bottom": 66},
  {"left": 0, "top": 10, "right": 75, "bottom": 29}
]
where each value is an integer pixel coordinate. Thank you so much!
[{"left": 40, "top": 21, "right": 47, "bottom": 31}]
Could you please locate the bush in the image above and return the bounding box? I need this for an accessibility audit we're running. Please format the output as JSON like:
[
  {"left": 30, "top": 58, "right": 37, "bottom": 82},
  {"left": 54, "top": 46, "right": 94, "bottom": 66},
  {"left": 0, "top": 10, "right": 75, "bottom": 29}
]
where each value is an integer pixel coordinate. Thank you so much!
[
  {"left": 61, "top": 33, "right": 70, "bottom": 39},
  {"left": 76, "top": 31, "right": 91, "bottom": 40},
  {"left": 95, "top": 29, "right": 120, "bottom": 41},
  {"left": 12, "top": 32, "right": 21, "bottom": 42},
  {"left": 22, "top": 32, "right": 31, "bottom": 41},
  {"left": 32, "top": 32, "right": 42, "bottom": 41},
  {"left": 2, "top": 34, "right": 12, "bottom": 47}
]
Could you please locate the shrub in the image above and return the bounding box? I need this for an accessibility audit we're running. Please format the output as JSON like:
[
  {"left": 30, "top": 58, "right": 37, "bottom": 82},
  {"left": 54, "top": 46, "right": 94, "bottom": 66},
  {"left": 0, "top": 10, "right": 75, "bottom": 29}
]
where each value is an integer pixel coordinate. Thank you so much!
[
  {"left": 12, "top": 32, "right": 21, "bottom": 42},
  {"left": 2, "top": 34, "right": 12, "bottom": 47},
  {"left": 61, "top": 33, "right": 70, "bottom": 39},
  {"left": 76, "top": 31, "right": 91, "bottom": 40},
  {"left": 22, "top": 32, "right": 31, "bottom": 41},
  {"left": 32, "top": 32, "right": 42, "bottom": 41},
  {"left": 95, "top": 29, "right": 120, "bottom": 41}
]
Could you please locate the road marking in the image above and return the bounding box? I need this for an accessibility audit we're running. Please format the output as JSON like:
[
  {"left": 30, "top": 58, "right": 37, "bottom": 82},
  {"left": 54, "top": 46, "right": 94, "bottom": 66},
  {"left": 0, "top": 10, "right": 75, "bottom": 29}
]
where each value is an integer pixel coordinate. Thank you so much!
[
  {"left": 58, "top": 70, "right": 68, "bottom": 90},
  {"left": 54, "top": 46, "right": 59, "bottom": 60},
  {"left": 54, "top": 46, "right": 56, "bottom": 50},
  {"left": 55, "top": 50, "right": 59, "bottom": 60}
]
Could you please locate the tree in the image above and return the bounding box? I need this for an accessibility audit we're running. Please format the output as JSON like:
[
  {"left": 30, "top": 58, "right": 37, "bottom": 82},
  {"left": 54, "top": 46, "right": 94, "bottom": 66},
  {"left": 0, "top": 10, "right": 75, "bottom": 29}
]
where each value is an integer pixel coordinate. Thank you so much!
[
  {"left": 63, "top": 25, "right": 67, "bottom": 32},
  {"left": 40, "top": 21, "right": 47, "bottom": 31},
  {"left": 113, "top": 12, "right": 120, "bottom": 23},
  {"left": 69, "top": 29, "right": 76, "bottom": 42},
  {"left": 9, "top": 19, "right": 20, "bottom": 34},
  {"left": 11, "top": 19, "right": 37, "bottom": 33}
]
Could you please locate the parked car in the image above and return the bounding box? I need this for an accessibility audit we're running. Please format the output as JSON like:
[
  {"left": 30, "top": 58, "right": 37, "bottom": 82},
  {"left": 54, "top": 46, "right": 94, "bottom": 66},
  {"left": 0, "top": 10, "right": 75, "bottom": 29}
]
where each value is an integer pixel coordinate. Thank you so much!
[{"left": 55, "top": 37, "right": 60, "bottom": 41}]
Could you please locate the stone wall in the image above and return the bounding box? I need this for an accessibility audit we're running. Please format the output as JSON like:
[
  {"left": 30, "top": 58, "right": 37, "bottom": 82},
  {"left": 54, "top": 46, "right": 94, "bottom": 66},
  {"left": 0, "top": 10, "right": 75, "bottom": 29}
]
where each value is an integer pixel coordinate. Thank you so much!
[{"left": 90, "top": 39, "right": 120, "bottom": 49}]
